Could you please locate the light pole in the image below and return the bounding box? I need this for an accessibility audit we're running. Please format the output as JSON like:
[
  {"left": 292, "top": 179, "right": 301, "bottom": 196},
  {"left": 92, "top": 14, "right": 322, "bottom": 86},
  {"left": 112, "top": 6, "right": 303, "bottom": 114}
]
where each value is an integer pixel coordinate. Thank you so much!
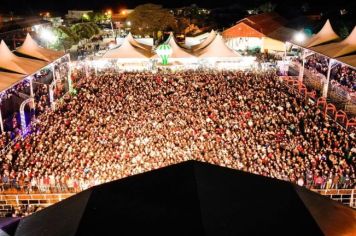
[{"left": 105, "top": 10, "right": 114, "bottom": 38}]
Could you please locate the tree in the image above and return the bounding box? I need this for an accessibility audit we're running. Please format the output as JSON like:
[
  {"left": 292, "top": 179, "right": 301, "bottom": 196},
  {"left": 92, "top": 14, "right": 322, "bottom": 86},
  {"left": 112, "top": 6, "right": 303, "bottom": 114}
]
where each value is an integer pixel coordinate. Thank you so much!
[
  {"left": 71, "top": 23, "right": 99, "bottom": 39},
  {"left": 87, "top": 12, "right": 107, "bottom": 23},
  {"left": 258, "top": 2, "right": 277, "bottom": 13},
  {"left": 127, "top": 4, "right": 176, "bottom": 39},
  {"left": 52, "top": 26, "right": 79, "bottom": 50}
]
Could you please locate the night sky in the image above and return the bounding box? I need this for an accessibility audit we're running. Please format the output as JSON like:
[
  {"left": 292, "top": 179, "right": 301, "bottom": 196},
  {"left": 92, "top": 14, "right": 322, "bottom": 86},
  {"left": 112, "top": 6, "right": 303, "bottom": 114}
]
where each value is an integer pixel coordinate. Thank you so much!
[{"left": 0, "top": 0, "right": 355, "bottom": 15}]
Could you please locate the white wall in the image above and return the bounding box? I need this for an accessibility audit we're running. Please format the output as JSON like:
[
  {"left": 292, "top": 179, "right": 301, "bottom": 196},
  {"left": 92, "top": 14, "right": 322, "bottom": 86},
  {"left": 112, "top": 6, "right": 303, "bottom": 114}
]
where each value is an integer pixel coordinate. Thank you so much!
[{"left": 225, "top": 37, "right": 262, "bottom": 51}]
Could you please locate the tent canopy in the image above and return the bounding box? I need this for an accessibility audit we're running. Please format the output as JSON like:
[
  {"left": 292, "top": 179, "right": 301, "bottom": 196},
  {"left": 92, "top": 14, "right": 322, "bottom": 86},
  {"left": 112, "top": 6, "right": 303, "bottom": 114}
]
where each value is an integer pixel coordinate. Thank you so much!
[
  {"left": 310, "top": 26, "right": 356, "bottom": 58},
  {"left": 16, "top": 34, "right": 65, "bottom": 62},
  {"left": 336, "top": 54, "right": 356, "bottom": 68},
  {"left": 0, "top": 72, "right": 24, "bottom": 92},
  {"left": 195, "top": 34, "right": 239, "bottom": 58},
  {"left": 126, "top": 32, "right": 152, "bottom": 51},
  {"left": 102, "top": 35, "right": 152, "bottom": 59},
  {"left": 302, "top": 20, "right": 341, "bottom": 48},
  {"left": 191, "top": 30, "right": 217, "bottom": 51},
  {"left": 0, "top": 40, "right": 47, "bottom": 75},
  {"left": 14, "top": 161, "right": 356, "bottom": 236},
  {"left": 153, "top": 32, "right": 195, "bottom": 59}
]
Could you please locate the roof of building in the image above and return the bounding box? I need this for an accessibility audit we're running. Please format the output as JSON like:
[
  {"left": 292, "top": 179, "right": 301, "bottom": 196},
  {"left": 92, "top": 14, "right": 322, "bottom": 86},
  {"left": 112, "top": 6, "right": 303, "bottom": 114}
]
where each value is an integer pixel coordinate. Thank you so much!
[{"left": 223, "top": 12, "right": 287, "bottom": 38}]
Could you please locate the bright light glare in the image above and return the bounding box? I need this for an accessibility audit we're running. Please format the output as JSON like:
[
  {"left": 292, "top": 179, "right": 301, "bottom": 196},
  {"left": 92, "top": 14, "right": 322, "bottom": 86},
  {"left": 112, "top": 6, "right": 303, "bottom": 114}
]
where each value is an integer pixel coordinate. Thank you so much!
[
  {"left": 93, "top": 60, "right": 108, "bottom": 69},
  {"left": 294, "top": 32, "right": 306, "bottom": 43},
  {"left": 127, "top": 21, "right": 131, "bottom": 26},
  {"left": 40, "top": 29, "right": 56, "bottom": 43}
]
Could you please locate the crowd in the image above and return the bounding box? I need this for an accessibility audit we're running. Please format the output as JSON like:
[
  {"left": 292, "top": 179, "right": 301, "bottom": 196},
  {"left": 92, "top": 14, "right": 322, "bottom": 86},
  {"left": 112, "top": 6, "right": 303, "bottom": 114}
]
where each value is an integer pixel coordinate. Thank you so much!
[
  {"left": 331, "top": 64, "right": 356, "bottom": 92},
  {"left": 0, "top": 69, "right": 355, "bottom": 194},
  {"left": 3, "top": 204, "right": 43, "bottom": 218},
  {"left": 305, "top": 54, "right": 329, "bottom": 77},
  {"left": 304, "top": 54, "right": 356, "bottom": 94}
]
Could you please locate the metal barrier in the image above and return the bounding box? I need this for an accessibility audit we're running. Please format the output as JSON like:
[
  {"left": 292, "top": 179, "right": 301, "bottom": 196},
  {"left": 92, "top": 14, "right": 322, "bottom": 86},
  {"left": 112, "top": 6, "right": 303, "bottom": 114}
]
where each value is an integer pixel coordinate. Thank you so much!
[
  {"left": 0, "top": 193, "right": 74, "bottom": 217},
  {"left": 312, "top": 189, "right": 355, "bottom": 208},
  {"left": 0, "top": 189, "right": 353, "bottom": 217}
]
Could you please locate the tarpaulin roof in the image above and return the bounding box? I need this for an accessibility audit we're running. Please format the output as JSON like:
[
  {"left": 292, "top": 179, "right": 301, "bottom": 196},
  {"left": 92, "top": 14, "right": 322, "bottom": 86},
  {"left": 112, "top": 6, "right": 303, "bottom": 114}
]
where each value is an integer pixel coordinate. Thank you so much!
[
  {"left": 195, "top": 34, "right": 239, "bottom": 58},
  {"left": 0, "top": 40, "right": 47, "bottom": 75},
  {"left": 152, "top": 32, "right": 195, "bottom": 59},
  {"left": 126, "top": 32, "right": 152, "bottom": 52},
  {"left": 336, "top": 54, "right": 356, "bottom": 68},
  {"left": 302, "top": 20, "right": 341, "bottom": 48},
  {"left": 191, "top": 30, "right": 217, "bottom": 51},
  {"left": 102, "top": 34, "right": 153, "bottom": 59},
  {"left": 16, "top": 34, "right": 65, "bottom": 62},
  {"left": 0, "top": 72, "right": 24, "bottom": 92},
  {"left": 310, "top": 26, "right": 356, "bottom": 58},
  {"left": 14, "top": 161, "right": 356, "bottom": 236}
]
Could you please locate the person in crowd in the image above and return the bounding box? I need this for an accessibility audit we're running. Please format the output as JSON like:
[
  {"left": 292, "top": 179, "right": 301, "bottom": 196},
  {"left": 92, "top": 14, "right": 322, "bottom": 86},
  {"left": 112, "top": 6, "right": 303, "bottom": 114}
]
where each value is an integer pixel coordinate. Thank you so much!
[{"left": 0, "top": 69, "right": 354, "bottom": 195}]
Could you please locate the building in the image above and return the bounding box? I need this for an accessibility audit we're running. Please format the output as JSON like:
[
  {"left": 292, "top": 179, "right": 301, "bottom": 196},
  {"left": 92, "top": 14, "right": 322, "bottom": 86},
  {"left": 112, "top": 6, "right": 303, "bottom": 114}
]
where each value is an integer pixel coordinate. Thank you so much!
[
  {"left": 222, "top": 13, "right": 296, "bottom": 53},
  {"left": 0, "top": 16, "right": 51, "bottom": 50},
  {"left": 65, "top": 10, "right": 93, "bottom": 20}
]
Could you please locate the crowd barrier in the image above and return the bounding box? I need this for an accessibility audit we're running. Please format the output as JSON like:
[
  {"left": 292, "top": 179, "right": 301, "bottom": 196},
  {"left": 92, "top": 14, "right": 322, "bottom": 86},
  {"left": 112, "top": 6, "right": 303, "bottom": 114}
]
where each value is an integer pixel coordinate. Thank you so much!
[
  {"left": 290, "top": 61, "right": 356, "bottom": 115},
  {"left": 280, "top": 76, "right": 356, "bottom": 130},
  {"left": 0, "top": 189, "right": 354, "bottom": 217}
]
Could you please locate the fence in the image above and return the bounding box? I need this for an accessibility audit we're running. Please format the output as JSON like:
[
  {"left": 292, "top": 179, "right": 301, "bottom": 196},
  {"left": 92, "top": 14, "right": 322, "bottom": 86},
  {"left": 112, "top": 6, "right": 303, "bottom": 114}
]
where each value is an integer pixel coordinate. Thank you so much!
[
  {"left": 0, "top": 189, "right": 354, "bottom": 217},
  {"left": 0, "top": 193, "right": 74, "bottom": 217},
  {"left": 280, "top": 76, "right": 356, "bottom": 130},
  {"left": 289, "top": 61, "right": 356, "bottom": 116},
  {"left": 312, "top": 189, "right": 355, "bottom": 208}
]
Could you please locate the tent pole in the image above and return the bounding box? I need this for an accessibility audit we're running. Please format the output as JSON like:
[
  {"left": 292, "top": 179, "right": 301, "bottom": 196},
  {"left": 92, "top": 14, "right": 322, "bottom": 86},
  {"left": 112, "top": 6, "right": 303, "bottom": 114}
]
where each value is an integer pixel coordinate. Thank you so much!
[
  {"left": 52, "top": 64, "right": 56, "bottom": 82},
  {"left": 299, "top": 49, "right": 306, "bottom": 82},
  {"left": 0, "top": 102, "right": 4, "bottom": 134},
  {"left": 67, "top": 54, "right": 73, "bottom": 92},
  {"left": 322, "top": 59, "right": 333, "bottom": 98},
  {"left": 29, "top": 77, "right": 34, "bottom": 98}
]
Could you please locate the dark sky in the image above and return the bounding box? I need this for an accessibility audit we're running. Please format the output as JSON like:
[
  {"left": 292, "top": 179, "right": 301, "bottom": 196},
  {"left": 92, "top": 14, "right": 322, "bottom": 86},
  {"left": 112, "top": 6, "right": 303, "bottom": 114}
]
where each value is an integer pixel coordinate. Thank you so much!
[{"left": 0, "top": 0, "right": 354, "bottom": 15}]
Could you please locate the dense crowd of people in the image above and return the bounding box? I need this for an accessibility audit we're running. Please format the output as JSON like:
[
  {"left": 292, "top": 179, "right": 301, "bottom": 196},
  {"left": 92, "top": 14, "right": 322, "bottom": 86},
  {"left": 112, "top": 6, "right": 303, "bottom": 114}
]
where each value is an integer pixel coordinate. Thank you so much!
[
  {"left": 4, "top": 204, "right": 43, "bottom": 218},
  {"left": 331, "top": 64, "right": 356, "bottom": 92},
  {"left": 305, "top": 54, "right": 329, "bottom": 77},
  {"left": 304, "top": 54, "right": 356, "bottom": 93},
  {"left": 0, "top": 63, "right": 70, "bottom": 155},
  {"left": 0, "top": 69, "right": 354, "bottom": 194}
]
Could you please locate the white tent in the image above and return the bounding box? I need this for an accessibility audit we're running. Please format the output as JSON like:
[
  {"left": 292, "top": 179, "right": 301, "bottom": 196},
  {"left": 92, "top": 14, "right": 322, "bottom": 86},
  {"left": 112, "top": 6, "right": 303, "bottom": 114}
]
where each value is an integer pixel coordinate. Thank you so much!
[
  {"left": 310, "top": 26, "right": 356, "bottom": 58},
  {"left": 336, "top": 54, "right": 356, "bottom": 68},
  {"left": 191, "top": 30, "right": 217, "bottom": 51},
  {"left": 126, "top": 32, "right": 152, "bottom": 52},
  {"left": 153, "top": 33, "right": 195, "bottom": 59},
  {"left": 0, "top": 40, "right": 47, "bottom": 75},
  {"left": 16, "top": 34, "right": 65, "bottom": 62},
  {"left": 0, "top": 72, "right": 24, "bottom": 91},
  {"left": 302, "top": 20, "right": 341, "bottom": 48},
  {"left": 102, "top": 35, "right": 152, "bottom": 59},
  {"left": 195, "top": 34, "right": 239, "bottom": 58}
]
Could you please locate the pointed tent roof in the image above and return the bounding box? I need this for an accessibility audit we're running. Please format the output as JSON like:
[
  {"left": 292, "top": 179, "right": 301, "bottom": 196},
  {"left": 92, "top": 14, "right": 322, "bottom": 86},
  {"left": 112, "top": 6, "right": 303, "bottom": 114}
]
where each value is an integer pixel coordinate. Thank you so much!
[
  {"left": 195, "top": 34, "right": 239, "bottom": 58},
  {"left": 103, "top": 35, "right": 152, "bottom": 59},
  {"left": 0, "top": 41, "right": 47, "bottom": 75},
  {"left": 191, "top": 30, "right": 217, "bottom": 51},
  {"left": 16, "top": 34, "right": 65, "bottom": 62},
  {"left": 126, "top": 32, "right": 152, "bottom": 51},
  {"left": 336, "top": 54, "right": 356, "bottom": 68},
  {"left": 14, "top": 161, "right": 356, "bottom": 236},
  {"left": 153, "top": 33, "right": 195, "bottom": 59},
  {"left": 310, "top": 26, "right": 356, "bottom": 58},
  {"left": 302, "top": 20, "right": 341, "bottom": 48},
  {"left": 0, "top": 72, "right": 24, "bottom": 92}
]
